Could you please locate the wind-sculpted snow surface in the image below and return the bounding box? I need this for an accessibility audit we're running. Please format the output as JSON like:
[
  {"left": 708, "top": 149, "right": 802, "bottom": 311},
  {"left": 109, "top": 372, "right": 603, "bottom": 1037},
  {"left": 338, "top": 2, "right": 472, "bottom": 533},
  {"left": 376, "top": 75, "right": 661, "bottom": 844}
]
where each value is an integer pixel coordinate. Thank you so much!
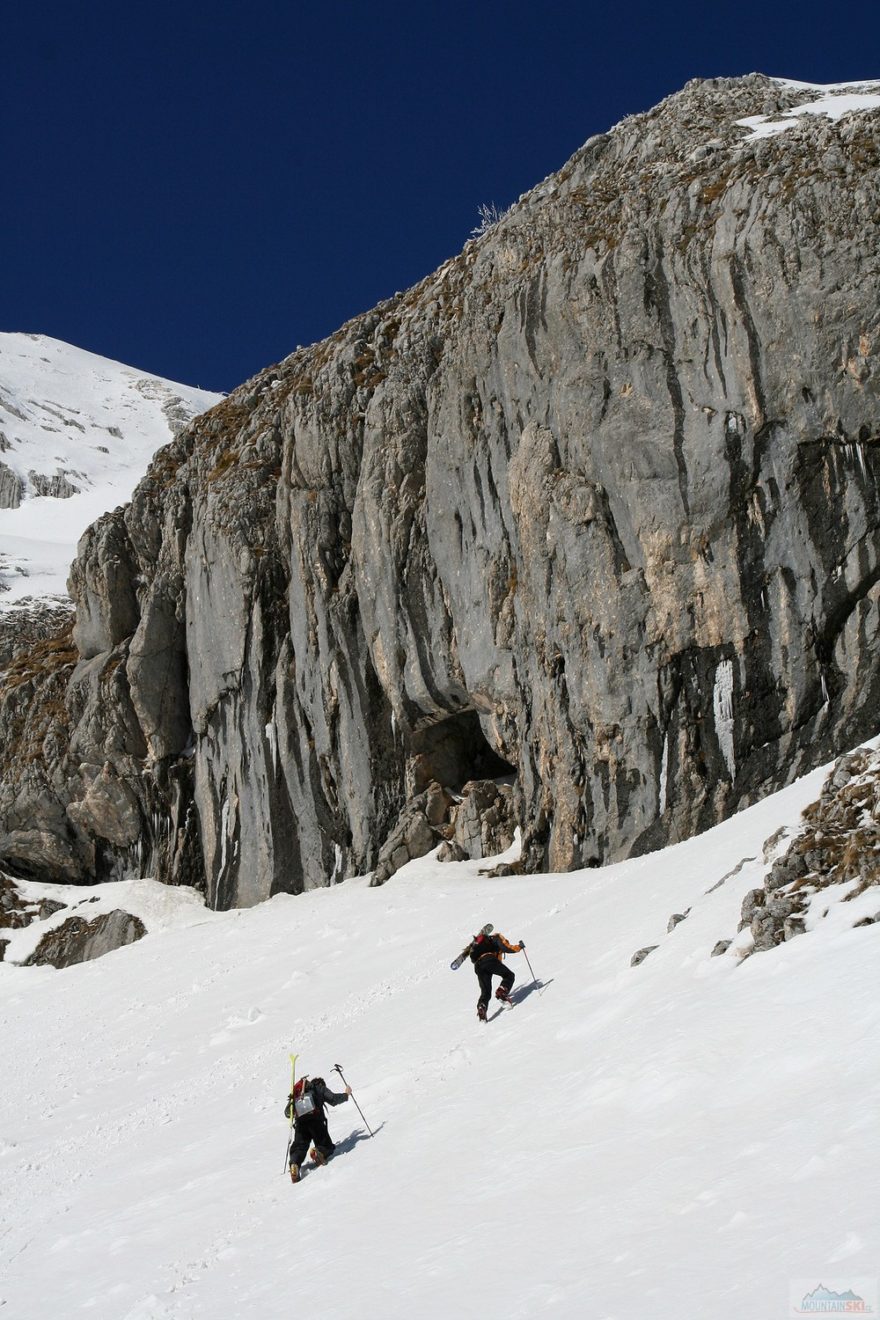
[
  {"left": 0, "top": 767, "right": 877, "bottom": 1318},
  {"left": 3, "top": 74, "right": 880, "bottom": 901}
]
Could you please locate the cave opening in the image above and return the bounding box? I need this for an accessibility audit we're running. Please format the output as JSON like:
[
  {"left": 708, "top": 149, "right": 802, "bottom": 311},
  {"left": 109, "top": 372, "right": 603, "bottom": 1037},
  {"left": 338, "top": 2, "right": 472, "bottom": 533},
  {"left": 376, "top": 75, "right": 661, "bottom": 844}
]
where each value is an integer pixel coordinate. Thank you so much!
[{"left": 409, "top": 709, "right": 516, "bottom": 794}]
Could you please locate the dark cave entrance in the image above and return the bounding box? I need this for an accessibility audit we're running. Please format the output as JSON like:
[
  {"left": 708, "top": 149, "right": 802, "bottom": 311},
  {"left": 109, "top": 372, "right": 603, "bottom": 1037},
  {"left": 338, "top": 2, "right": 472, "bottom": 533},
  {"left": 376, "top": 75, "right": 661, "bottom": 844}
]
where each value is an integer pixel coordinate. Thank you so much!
[{"left": 409, "top": 709, "right": 516, "bottom": 793}]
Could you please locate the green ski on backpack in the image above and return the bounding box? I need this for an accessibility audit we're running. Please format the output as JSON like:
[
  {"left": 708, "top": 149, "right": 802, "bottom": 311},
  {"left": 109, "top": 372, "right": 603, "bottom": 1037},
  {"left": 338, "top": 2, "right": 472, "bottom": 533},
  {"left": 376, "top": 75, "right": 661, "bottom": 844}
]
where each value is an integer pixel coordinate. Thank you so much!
[
  {"left": 282, "top": 1052, "right": 298, "bottom": 1175},
  {"left": 450, "top": 924, "right": 493, "bottom": 970}
]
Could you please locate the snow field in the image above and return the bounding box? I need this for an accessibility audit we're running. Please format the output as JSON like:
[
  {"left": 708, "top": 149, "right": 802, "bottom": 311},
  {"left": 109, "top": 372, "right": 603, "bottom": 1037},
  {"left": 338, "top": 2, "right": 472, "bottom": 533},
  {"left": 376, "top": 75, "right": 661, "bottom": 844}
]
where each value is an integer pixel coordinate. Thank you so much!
[{"left": 1, "top": 759, "right": 878, "bottom": 1319}]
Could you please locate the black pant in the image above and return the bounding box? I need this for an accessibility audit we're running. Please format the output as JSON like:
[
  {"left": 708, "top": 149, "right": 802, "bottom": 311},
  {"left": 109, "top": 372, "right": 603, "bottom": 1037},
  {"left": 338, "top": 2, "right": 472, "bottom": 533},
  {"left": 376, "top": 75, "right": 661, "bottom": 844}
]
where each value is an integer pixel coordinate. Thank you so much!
[
  {"left": 289, "top": 1111, "right": 335, "bottom": 1167},
  {"left": 476, "top": 957, "right": 514, "bottom": 1011}
]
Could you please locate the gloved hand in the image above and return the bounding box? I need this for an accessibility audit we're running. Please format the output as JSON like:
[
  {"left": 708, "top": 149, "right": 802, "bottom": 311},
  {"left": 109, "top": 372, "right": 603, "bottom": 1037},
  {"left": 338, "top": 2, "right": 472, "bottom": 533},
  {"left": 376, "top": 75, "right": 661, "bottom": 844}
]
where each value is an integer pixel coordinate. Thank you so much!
[
  {"left": 519, "top": 939, "right": 526, "bottom": 949},
  {"left": 345, "top": 1085, "right": 352, "bottom": 1095}
]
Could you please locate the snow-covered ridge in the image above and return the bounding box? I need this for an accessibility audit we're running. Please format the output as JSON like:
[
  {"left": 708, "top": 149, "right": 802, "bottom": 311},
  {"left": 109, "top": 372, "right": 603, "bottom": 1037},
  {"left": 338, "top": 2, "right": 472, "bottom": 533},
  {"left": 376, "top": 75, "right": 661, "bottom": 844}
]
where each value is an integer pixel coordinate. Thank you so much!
[
  {"left": 773, "top": 77, "right": 880, "bottom": 92},
  {"left": 738, "top": 76, "right": 880, "bottom": 140},
  {"left": 0, "top": 333, "right": 222, "bottom": 610}
]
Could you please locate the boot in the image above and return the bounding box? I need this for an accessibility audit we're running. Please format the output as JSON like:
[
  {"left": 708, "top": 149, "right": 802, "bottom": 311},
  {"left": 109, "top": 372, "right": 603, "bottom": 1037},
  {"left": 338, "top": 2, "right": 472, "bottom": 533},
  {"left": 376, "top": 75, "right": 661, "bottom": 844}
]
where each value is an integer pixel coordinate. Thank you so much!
[
  {"left": 495, "top": 985, "right": 510, "bottom": 1002},
  {"left": 310, "top": 1147, "right": 327, "bottom": 1166},
  {"left": 289, "top": 1163, "right": 301, "bottom": 1183},
  {"left": 477, "top": 1003, "right": 487, "bottom": 1021}
]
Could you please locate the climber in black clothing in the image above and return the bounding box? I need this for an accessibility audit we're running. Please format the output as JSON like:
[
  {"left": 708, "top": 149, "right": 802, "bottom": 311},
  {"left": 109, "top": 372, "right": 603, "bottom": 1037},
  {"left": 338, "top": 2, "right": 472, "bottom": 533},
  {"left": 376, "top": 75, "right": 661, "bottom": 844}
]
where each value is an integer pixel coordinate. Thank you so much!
[
  {"left": 467, "top": 930, "right": 524, "bottom": 1020},
  {"left": 285, "top": 1075, "right": 351, "bottom": 1182}
]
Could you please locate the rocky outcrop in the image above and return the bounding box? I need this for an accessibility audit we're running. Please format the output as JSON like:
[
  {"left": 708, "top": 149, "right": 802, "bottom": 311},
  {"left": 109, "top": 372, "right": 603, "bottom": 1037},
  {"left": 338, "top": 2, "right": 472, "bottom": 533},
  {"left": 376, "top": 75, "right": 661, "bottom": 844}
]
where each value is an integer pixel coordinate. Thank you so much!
[
  {"left": 0, "top": 602, "right": 74, "bottom": 670},
  {"left": 24, "top": 909, "right": 146, "bottom": 967},
  {"left": 1, "top": 874, "right": 65, "bottom": 929},
  {"left": 1, "top": 871, "right": 67, "bottom": 964},
  {"left": 370, "top": 776, "right": 515, "bottom": 884},
  {"left": 28, "top": 469, "right": 81, "bottom": 499},
  {"left": 443, "top": 780, "right": 517, "bottom": 863},
  {"left": 371, "top": 788, "right": 444, "bottom": 886},
  {"left": 0, "top": 627, "right": 84, "bottom": 883},
  {"left": 3, "top": 76, "right": 880, "bottom": 907},
  {"left": 0, "top": 460, "right": 23, "bottom": 508},
  {"left": 733, "top": 744, "right": 880, "bottom": 956}
]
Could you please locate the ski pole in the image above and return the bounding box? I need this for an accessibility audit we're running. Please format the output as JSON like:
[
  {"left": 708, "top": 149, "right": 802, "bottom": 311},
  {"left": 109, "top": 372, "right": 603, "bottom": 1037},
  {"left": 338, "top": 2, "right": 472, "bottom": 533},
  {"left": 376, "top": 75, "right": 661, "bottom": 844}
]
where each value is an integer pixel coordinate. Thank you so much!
[
  {"left": 520, "top": 942, "right": 543, "bottom": 993},
  {"left": 332, "top": 1064, "right": 374, "bottom": 1137},
  {"left": 282, "top": 1052, "right": 297, "bottom": 1174}
]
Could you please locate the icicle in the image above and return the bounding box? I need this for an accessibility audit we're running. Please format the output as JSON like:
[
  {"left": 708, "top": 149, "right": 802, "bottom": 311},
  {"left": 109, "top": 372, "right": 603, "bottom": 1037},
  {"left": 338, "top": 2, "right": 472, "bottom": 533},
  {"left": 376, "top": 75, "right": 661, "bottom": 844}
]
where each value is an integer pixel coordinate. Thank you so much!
[
  {"left": 712, "top": 659, "right": 736, "bottom": 781},
  {"left": 658, "top": 729, "right": 669, "bottom": 814},
  {"left": 265, "top": 714, "right": 278, "bottom": 769},
  {"left": 218, "top": 798, "right": 230, "bottom": 878},
  {"left": 857, "top": 442, "right": 868, "bottom": 482}
]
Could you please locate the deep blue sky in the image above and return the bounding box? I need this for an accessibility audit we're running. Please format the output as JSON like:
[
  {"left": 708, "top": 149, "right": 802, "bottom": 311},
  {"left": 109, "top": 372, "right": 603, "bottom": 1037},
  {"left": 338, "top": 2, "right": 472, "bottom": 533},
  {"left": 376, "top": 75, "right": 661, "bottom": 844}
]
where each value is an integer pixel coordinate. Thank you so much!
[{"left": 4, "top": 0, "right": 879, "bottom": 394}]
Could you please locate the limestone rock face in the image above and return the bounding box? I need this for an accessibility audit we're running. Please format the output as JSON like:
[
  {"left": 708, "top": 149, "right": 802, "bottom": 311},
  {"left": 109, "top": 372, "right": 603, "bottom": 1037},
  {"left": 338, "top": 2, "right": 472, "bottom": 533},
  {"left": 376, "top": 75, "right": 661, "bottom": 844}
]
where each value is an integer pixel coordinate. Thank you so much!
[
  {"left": 370, "top": 791, "right": 440, "bottom": 887},
  {"left": 3, "top": 75, "right": 880, "bottom": 907},
  {"left": 448, "top": 781, "right": 517, "bottom": 862}
]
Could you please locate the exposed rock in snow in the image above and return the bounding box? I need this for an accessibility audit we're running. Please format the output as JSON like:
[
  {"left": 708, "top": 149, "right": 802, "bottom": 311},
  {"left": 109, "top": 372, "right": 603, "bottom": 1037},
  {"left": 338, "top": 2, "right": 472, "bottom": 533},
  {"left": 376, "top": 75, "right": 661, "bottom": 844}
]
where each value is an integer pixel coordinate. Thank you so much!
[
  {"left": 1, "top": 872, "right": 67, "bottom": 932},
  {"left": 24, "top": 908, "right": 147, "bottom": 967},
  {"left": 27, "top": 468, "right": 81, "bottom": 499},
  {"left": 0, "top": 460, "right": 23, "bottom": 509},
  {"left": 738, "top": 78, "right": 880, "bottom": 139},
  {"left": 0, "top": 873, "right": 210, "bottom": 966},
  {"left": 730, "top": 743, "right": 880, "bottom": 957}
]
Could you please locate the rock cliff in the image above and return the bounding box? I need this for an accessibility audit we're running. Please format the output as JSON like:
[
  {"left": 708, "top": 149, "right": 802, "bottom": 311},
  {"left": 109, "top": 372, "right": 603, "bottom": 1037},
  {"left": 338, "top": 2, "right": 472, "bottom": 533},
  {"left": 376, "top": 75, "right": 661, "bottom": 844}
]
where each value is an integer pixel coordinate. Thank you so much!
[{"left": 3, "top": 74, "right": 880, "bottom": 907}]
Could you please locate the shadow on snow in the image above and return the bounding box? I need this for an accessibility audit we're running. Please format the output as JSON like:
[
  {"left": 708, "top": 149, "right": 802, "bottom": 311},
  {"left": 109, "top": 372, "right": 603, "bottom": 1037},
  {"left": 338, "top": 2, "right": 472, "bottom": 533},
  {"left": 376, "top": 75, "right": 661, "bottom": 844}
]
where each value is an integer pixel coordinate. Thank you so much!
[
  {"left": 488, "top": 978, "right": 553, "bottom": 1020},
  {"left": 509, "top": 977, "right": 553, "bottom": 1006},
  {"left": 333, "top": 1123, "right": 384, "bottom": 1158}
]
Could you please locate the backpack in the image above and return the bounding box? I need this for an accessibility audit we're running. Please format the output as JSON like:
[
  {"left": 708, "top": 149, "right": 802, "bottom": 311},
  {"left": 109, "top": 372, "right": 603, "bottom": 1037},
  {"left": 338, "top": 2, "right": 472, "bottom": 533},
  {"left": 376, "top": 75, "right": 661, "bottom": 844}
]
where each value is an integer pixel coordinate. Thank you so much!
[
  {"left": 470, "top": 932, "right": 499, "bottom": 962},
  {"left": 293, "top": 1077, "right": 317, "bottom": 1118},
  {"left": 284, "top": 1076, "right": 317, "bottom": 1121}
]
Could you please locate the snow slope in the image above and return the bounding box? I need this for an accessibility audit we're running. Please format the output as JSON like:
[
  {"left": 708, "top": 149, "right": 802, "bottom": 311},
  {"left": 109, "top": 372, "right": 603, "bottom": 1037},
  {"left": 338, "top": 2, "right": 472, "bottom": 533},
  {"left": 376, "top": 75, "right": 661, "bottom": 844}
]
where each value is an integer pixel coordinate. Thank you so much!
[
  {"left": 1, "top": 759, "right": 877, "bottom": 1320},
  {"left": 0, "top": 334, "right": 221, "bottom": 608}
]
